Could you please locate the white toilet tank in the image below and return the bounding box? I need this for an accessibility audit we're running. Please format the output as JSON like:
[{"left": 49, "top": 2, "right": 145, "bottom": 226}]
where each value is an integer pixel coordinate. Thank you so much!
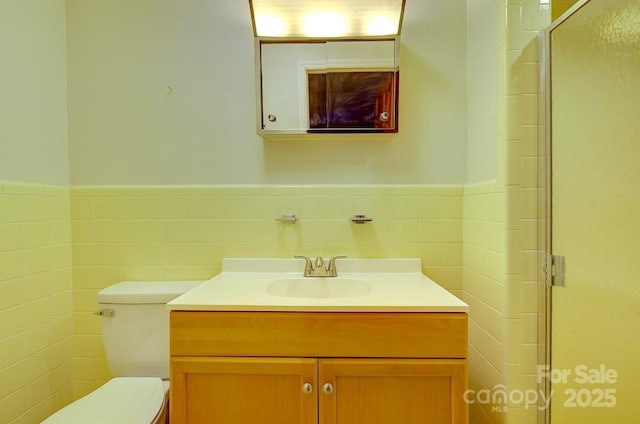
[{"left": 97, "top": 281, "right": 204, "bottom": 379}]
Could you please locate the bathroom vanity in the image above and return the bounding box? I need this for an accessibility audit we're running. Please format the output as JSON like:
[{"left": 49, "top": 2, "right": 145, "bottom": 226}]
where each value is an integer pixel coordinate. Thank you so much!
[{"left": 168, "top": 259, "right": 469, "bottom": 424}]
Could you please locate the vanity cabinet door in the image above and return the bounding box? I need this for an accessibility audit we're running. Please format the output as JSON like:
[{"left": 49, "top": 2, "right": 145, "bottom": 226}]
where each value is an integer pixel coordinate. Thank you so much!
[
  {"left": 318, "top": 359, "right": 468, "bottom": 424},
  {"left": 170, "top": 357, "right": 317, "bottom": 424}
]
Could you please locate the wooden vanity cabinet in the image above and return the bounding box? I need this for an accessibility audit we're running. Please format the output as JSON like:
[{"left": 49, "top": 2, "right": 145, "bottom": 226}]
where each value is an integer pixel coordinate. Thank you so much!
[
  {"left": 170, "top": 357, "right": 317, "bottom": 423},
  {"left": 170, "top": 311, "right": 468, "bottom": 424}
]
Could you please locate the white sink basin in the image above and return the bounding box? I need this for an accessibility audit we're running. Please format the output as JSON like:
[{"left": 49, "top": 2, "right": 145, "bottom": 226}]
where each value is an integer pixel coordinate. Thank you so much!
[
  {"left": 167, "top": 258, "right": 470, "bottom": 312},
  {"left": 266, "top": 278, "right": 372, "bottom": 299}
]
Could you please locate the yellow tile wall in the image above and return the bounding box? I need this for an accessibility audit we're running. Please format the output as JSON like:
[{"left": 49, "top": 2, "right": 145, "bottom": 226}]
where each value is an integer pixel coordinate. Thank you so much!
[
  {"left": 0, "top": 182, "right": 73, "bottom": 424},
  {"left": 463, "top": 182, "right": 508, "bottom": 424},
  {"left": 503, "top": 1, "right": 548, "bottom": 423},
  {"left": 70, "top": 184, "right": 464, "bottom": 396}
]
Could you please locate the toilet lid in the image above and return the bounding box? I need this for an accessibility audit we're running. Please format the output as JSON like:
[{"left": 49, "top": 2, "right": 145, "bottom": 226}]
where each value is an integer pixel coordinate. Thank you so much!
[{"left": 42, "top": 377, "right": 165, "bottom": 424}]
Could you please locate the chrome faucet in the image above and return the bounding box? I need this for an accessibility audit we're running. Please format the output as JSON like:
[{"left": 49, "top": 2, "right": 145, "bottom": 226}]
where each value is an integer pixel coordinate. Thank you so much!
[{"left": 294, "top": 255, "right": 346, "bottom": 277}]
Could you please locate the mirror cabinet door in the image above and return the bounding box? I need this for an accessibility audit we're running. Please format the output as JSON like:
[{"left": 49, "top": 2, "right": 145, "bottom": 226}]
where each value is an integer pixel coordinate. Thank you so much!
[
  {"left": 260, "top": 42, "right": 327, "bottom": 131},
  {"left": 323, "top": 40, "right": 397, "bottom": 131}
]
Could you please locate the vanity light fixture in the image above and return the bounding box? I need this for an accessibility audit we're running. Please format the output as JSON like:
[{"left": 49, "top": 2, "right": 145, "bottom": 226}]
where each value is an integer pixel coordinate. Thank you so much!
[{"left": 249, "top": 0, "right": 406, "bottom": 38}]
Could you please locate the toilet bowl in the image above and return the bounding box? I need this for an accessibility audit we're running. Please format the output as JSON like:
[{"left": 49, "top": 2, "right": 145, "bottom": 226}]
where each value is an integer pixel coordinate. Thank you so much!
[{"left": 41, "top": 280, "right": 204, "bottom": 424}]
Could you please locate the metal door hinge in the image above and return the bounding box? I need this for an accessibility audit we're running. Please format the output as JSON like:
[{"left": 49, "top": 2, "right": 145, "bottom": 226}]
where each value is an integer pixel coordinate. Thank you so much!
[{"left": 545, "top": 255, "right": 566, "bottom": 287}]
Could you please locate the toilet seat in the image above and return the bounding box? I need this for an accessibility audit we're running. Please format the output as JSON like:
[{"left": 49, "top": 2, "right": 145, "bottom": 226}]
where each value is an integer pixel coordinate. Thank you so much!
[{"left": 42, "top": 377, "right": 166, "bottom": 424}]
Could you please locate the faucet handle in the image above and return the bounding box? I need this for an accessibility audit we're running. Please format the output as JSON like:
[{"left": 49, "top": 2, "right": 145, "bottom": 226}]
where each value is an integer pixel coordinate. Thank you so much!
[
  {"left": 313, "top": 256, "right": 330, "bottom": 277},
  {"left": 294, "top": 255, "right": 314, "bottom": 276},
  {"left": 327, "top": 255, "right": 347, "bottom": 276}
]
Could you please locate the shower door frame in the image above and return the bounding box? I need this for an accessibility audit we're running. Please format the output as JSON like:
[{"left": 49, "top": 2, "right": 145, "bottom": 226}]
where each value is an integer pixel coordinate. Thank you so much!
[{"left": 539, "top": 2, "right": 596, "bottom": 424}]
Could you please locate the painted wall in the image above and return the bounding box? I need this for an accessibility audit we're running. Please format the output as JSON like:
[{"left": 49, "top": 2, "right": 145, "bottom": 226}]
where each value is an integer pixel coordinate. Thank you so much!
[
  {"left": 0, "top": 0, "right": 69, "bottom": 186},
  {"left": 466, "top": 0, "right": 499, "bottom": 183},
  {"left": 65, "top": 0, "right": 468, "bottom": 185}
]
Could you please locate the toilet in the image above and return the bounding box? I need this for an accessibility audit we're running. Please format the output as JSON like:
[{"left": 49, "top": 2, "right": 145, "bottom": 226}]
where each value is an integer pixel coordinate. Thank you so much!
[{"left": 42, "top": 280, "right": 204, "bottom": 424}]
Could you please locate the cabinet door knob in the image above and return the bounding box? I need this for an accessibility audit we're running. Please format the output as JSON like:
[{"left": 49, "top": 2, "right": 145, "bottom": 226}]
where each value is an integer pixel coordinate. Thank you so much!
[
  {"left": 322, "top": 383, "right": 334, "bottom": 395},
  {"left": 302, "top": 383, "right": 313, "bottom": 394}
]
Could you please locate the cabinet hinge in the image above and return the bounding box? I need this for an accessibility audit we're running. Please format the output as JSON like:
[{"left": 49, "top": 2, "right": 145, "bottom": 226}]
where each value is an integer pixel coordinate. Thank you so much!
[{"left": 545, "top": 255, "right": 566, "bottom": 288}]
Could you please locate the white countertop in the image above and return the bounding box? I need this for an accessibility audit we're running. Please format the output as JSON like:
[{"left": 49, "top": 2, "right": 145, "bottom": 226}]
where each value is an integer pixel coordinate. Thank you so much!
[{"left": 167, "top": 258, "right": 469, "bottom": 313}]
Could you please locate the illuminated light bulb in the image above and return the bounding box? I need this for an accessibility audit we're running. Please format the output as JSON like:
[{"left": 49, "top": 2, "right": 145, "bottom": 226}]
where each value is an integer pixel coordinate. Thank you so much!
[
  {"left": 365, "top": 16, "right": 397, "bottom": 36},
  {"left": 255, "top": 13, "right": 286, "bottom": 37},
  {"left": 303, "top": 12, "right": 348, "bottom": 37}
]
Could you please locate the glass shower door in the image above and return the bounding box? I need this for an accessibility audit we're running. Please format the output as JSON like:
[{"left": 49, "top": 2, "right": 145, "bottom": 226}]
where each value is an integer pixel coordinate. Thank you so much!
[{"left": 548, "top": 0, "right": 640, "bottom": 422}]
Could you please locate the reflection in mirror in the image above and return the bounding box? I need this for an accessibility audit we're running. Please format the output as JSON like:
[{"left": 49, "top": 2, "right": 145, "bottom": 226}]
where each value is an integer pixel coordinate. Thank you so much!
[
  {"left": 260, "top": 42, "right": 327, "bottom": 131},
  {"left": 257, "top": 39, "right": 398, "bottom": 135},
  {"left": 307, "top": 71, "right": 396, "bottom": 131}
]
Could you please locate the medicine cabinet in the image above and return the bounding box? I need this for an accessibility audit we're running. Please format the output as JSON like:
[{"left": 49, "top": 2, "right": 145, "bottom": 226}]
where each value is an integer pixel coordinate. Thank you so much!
[{"left": 255, "top": 38, "right": 399, "bottom": 136}]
